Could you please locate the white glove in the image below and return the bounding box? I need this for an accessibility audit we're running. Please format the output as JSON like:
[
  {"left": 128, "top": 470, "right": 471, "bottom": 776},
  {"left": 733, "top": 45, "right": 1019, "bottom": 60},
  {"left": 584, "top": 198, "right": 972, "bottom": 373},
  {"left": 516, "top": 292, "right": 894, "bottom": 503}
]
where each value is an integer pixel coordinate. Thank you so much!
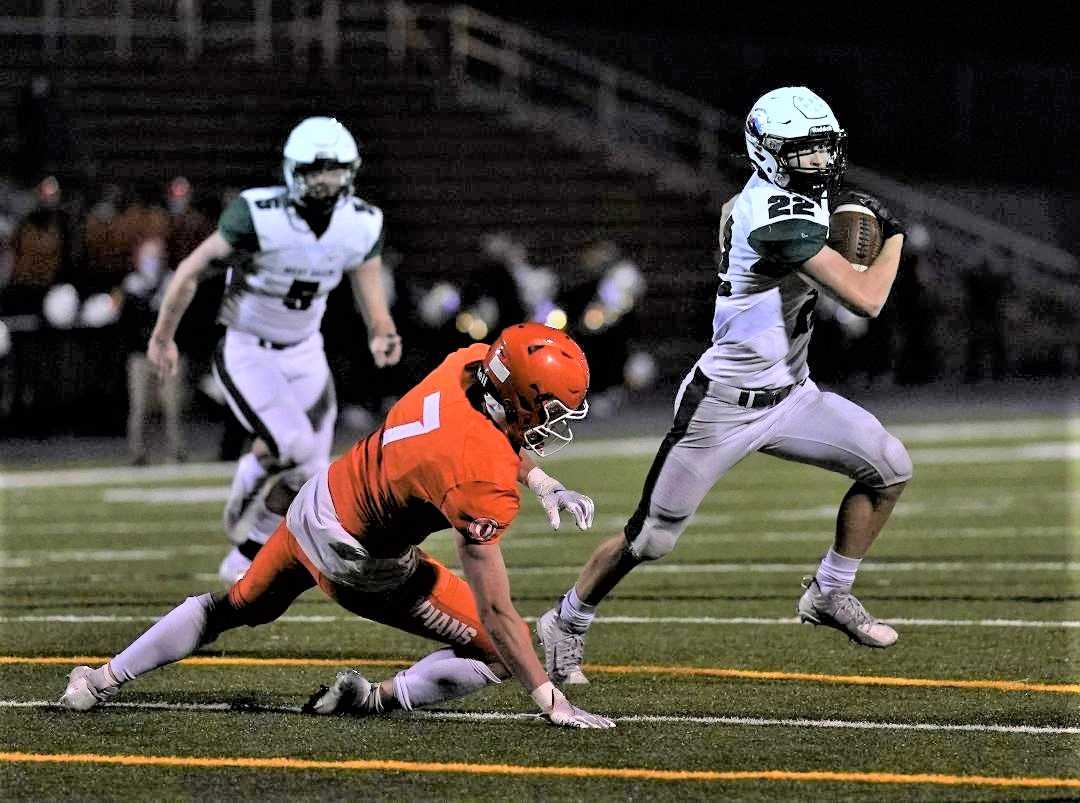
[
  {"left": 527, "top": 467, "right": 594, "bottom": 531},
  {"left": 369, "top": 332, "right": 403, "bottom": 367},
  {"left": 532, "top": 681, "right": 614, "bottom": 729}
]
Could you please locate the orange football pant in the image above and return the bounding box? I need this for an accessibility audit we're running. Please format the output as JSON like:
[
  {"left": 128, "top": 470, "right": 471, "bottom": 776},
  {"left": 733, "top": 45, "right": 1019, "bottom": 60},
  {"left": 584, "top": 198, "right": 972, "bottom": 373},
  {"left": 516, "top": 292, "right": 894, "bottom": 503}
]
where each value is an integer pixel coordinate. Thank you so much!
[{"left": 227, "top": 522, "right": 500, "bottom": 661}]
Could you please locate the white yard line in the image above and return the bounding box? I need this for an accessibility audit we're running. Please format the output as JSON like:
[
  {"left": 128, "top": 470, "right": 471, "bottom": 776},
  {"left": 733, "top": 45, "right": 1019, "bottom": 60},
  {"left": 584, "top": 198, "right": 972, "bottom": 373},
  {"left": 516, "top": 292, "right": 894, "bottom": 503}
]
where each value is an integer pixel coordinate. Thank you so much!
[
  {"left": 0, "top": 698, "right": 1076, "bottom": 735},
  {"left": 1, "top": 521, "right": 221, "bottom": 536},
  {"left": 0, "top": 463, "right": 235, "bottom": 489},
  {"left": 3, "top": 613, "right": 1078, "bottom": 629},
  {"left": 0, "top": 545, "right": 221, "bottom": 568},
  {"left": 890, "top": 419, "right": 1076, "bottom": 442},
  {"left": 102, "top": 488, "right": 230, "bottom": 503}
]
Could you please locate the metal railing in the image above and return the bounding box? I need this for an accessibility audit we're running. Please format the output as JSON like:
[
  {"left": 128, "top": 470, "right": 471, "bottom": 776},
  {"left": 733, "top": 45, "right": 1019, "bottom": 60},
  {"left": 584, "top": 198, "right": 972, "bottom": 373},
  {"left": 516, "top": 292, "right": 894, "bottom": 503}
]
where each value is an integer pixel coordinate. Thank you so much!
[
  {"left": 0, "top": 0, "right": 386, "bottom": 63},
  {"left": 436, "top": 6, "right": 1077, "bottom": 282}
]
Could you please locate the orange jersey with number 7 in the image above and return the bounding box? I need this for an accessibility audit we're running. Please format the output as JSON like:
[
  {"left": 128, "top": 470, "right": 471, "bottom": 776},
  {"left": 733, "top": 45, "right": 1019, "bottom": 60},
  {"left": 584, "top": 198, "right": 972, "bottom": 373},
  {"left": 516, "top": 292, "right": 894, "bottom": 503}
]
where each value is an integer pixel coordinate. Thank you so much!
[{"left": 327, "top": 344, "right": 521, "bottom": 557}]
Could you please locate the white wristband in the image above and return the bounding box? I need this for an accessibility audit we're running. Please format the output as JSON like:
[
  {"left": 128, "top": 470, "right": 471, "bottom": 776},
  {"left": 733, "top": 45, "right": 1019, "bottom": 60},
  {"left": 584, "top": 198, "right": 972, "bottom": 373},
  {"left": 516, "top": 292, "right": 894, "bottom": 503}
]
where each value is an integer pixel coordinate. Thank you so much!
[
  {"left": 530, "top": 680, "right": 563, "bottom": 713},
  {"left": 526, "top": 466, "right": 563, "bottom": 498}
]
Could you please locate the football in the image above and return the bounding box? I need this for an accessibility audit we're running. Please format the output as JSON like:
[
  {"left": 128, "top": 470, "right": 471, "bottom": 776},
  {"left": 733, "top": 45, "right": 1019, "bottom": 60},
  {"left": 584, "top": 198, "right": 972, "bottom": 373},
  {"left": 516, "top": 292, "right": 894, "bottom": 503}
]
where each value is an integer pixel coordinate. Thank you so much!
[{"left": 828, "top": 203, "right": 883, "bottom": 272}]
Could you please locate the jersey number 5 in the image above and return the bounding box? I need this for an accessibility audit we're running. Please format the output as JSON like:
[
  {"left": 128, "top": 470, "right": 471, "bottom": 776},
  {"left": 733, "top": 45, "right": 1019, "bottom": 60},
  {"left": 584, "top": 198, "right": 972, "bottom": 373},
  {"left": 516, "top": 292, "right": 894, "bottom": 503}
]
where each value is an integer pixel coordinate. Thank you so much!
[
  {"left": 283, "top": 279, "right": 319, "bottom": 311},
  {"left": 382, "top": 392, "right": 442, "bottom": 446}
]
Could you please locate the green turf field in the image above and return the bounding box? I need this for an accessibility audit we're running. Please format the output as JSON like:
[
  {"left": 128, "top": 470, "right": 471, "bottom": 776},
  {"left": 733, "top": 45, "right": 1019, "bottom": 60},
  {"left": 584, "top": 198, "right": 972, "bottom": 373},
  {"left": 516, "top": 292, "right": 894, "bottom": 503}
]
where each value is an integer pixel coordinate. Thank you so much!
[{"left": 1, "top": 415, "right": 1077, "bottom": 800}]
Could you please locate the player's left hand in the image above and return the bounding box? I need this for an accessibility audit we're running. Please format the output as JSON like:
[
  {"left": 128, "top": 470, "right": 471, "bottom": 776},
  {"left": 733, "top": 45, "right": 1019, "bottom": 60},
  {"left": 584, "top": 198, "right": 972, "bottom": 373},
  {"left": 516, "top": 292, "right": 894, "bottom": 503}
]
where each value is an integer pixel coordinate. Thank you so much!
[
  {"left": 535, "top": 684, "right": 614, "bottom": 729},
  {"left": 369, "top": 332, "right": 402, "bottom": 367},
  {"left": 540, "top": 487, "right": 595, "bottom": 531}
]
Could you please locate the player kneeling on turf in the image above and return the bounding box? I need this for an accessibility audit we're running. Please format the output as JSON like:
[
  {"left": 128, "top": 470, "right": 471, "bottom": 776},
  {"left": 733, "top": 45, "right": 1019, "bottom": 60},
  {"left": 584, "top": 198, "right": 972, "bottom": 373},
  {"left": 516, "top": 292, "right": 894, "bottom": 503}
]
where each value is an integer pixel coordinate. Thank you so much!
[{"left": 61, "top": 324, "right": 613, "bottom": 729}]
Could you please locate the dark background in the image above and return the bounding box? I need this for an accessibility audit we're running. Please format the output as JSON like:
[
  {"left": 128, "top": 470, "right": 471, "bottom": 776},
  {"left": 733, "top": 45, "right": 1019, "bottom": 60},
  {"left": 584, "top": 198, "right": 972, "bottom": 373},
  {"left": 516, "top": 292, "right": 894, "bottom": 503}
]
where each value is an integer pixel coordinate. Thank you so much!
[{"left": 464, "top": 3, "right": 1080, "bottom": 195}]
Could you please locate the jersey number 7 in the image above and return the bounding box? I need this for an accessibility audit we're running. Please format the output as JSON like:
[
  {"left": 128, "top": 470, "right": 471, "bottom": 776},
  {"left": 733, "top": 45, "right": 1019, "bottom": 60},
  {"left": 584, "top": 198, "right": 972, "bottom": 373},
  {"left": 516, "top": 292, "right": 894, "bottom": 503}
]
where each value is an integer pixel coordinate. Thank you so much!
[{"left": 382, "top": 392, "right": 442, "bottom": 446}]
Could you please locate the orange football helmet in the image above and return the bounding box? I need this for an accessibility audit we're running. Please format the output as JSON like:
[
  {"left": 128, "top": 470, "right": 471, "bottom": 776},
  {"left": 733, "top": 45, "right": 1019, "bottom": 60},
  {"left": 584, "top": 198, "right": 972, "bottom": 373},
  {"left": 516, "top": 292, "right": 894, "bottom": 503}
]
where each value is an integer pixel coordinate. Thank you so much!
[{"left": 478, "top": 323, "right": 590, "bottom": 455}]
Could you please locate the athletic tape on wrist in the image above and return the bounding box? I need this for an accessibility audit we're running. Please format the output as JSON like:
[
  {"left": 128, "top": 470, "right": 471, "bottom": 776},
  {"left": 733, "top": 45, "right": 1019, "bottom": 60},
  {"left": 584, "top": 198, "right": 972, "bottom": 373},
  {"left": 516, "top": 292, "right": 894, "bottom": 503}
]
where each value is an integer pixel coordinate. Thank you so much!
[
  {"left": 530, "top": 680, "right": 563, "bottom": 713},
  {"left": 526, "top": 467, "right": 564, "bottom": 498}
]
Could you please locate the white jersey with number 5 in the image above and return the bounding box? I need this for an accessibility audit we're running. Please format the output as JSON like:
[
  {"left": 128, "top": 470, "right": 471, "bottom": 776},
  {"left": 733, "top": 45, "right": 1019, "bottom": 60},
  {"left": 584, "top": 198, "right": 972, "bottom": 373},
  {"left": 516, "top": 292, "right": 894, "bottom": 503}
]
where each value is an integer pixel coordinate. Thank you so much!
[
  {"left": 217, "top": 187, "right": 383, "bottom": 344},
  {"left": 698, "top": 172, "right": 829, "bottom": 390}
]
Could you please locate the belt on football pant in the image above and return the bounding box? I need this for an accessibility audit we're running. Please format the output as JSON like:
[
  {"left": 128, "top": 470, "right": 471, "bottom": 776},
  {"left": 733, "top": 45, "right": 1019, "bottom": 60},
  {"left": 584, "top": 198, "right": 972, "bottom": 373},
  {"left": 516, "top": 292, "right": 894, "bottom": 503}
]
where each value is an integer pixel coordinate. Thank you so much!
[
  {"left": 701, "top": 372, "right": 804, "bottom": 409},
  {"left": 257, "top": 337, "right": 300, "bottom": 350}
]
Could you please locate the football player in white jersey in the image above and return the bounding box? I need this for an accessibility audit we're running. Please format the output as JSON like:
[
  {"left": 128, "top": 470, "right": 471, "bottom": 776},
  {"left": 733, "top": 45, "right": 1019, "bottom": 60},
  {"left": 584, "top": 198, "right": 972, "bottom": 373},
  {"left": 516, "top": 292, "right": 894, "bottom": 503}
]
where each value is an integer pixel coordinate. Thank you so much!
[
  {"left": 538, "top": 87, "right": 914, "bottom": 682},
  {"left": 147, "top": 116, "right": 402, "bottom": 585}
]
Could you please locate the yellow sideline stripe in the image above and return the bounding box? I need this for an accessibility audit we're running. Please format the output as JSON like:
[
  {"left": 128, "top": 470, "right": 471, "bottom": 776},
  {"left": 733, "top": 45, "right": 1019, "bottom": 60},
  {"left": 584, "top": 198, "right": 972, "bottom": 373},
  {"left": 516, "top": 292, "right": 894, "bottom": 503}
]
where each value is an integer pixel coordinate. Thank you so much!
[
  {"left": 586, "top": 663, "right": 1080, "bottom": 695},
  {"left": 3, "top": 656, "right": 1078, "bottom": 695},
  {"left": 1, "top": 751, "right": 1079, "bottom": 788}
]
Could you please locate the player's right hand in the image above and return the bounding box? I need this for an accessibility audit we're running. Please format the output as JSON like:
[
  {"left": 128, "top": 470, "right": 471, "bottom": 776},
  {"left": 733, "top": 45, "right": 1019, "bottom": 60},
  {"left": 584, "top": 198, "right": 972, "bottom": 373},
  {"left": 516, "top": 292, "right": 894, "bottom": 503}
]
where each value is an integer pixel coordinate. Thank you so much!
[
  {"left": 147, "top": 335, "right": 179, "bottom": 378},
  {"left": 535, "top": 683, "right": 615, "bottom": 729},
  {"left": 839, "top": 191, "right": 906, "bottom": 240},
  {"left": 369, "top": 332, "right": 402, "bottom": 368}
]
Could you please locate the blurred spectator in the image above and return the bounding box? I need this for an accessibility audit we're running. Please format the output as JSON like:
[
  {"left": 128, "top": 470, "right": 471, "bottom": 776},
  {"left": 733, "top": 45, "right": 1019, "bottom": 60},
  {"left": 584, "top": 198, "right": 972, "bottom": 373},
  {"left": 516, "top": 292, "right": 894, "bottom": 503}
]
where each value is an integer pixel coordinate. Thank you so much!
[
  {"left": 80, "top": 183, "right": 128, "bottom": 297},
  {"left": 962, "top": 242, "right": 1013, "bottom": 382},
  {"left": 117, "top": 237, "right": 187, "bottom": 464},
  {"left": 15, "top": 73, "right": 73, "bottom": 185},
  {"left": 1, "top": 177, "right": 78, "bottom": 316},
  {"left": 456, "top": 232, "right": 530, "bottom": 342},
  {"left": 165, "top": 176, "right": 217, "bottom": 360},
  {"left": 164, "top": 176, "right": 212, "bottom": 260},
  {"left": 562, "top": 240, "right": 647, "bottom": 415}
]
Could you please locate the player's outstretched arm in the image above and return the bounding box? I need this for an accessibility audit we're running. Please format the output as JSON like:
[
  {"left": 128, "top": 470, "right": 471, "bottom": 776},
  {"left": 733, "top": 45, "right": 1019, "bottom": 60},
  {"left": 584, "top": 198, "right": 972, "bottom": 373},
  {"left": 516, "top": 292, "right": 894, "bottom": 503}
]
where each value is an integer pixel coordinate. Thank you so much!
[
  {"left": 456, "top": 536, "right": 614, "bottom": 728},
  {"left": 148, "top": 231, "right": 233, "bottom": 377},
  {"left": 348, "top": 256, "right": 401, "bottom": 367},
  {"left": 518, "top": 454, "right": 595, "bottom": 531}
]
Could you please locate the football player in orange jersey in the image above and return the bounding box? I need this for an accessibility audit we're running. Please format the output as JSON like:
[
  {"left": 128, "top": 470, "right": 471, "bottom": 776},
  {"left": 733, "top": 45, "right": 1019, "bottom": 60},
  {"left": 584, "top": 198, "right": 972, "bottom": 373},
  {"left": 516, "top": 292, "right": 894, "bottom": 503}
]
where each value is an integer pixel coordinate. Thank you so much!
[{"left": 61, "top": 323, "right": 615, "bottom": 729}]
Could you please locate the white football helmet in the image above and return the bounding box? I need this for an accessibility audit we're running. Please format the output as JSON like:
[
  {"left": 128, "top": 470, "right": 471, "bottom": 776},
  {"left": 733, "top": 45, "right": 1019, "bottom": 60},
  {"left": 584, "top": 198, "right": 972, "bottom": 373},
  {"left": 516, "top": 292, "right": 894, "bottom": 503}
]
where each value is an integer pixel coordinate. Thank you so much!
[
  {"left": 744, "top": 87, "right": 847, "bottom": 198},
  {"left": 282, "top": 116, "right": 361, "bottom": 206}
]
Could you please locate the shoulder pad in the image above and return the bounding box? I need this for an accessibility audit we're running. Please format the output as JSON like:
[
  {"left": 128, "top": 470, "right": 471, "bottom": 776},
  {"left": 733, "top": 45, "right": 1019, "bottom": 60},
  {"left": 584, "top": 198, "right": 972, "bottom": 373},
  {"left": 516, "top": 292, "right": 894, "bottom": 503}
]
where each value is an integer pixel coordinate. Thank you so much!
[
  {"left": 241, "top": 186, "right": 288, "bottom": 208},
  {"left": 350, "top": 197, "right": 382, "bottom": 217}
]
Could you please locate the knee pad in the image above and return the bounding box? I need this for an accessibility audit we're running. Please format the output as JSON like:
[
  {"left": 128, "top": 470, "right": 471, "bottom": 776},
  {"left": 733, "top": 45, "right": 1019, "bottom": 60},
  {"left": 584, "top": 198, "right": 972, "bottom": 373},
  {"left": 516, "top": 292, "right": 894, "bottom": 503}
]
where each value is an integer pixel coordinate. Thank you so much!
[
  {"left": 877, "top": 433, "right": 913, "bottom": 486},
  {"left": 625, "top": 515, "right": 684, "bottom": 561}
]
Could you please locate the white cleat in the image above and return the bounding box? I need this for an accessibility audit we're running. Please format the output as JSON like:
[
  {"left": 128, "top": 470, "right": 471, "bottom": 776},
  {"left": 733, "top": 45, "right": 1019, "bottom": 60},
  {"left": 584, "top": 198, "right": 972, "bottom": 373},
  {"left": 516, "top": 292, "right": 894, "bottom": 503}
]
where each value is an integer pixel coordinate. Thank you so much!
[
  {"left": 217, "top": 547, "right": 252, "bottom": 587},
  {"left": 797, "top": 576, "right": 898, "bottom": 648},
  {"left": 303, "top": 669, "right": 375, "bottom": 715},
  {"left": 536, "top": 606, "right": 589, "bottom": 685},
  {"left": 60, "top": 666, "right": 118, "bottom": 711}
]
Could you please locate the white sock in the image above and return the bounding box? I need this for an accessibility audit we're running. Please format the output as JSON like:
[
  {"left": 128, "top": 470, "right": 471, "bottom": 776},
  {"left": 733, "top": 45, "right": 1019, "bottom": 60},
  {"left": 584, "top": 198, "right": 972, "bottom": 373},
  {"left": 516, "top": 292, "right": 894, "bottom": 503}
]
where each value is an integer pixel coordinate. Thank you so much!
[
  {"left": 816, "top": 548, "right": 862, "bottom": 595},
  {"left": 392, "top": 648, "right": 501, "bottom": 711},
  {"left": 558, "top": 586, "right": 596, "bottom": 634},
  {"left": 108, "top": 594, "right": 214, "bottom": 683}
]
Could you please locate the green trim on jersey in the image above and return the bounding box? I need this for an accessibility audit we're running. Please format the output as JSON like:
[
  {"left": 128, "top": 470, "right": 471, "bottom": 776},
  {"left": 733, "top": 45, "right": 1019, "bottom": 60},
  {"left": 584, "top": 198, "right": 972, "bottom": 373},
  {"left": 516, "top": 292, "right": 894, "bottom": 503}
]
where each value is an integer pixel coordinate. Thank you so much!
[
  {"left": 218, "top": 196, "right": 259, "bottom": 252},
  {"left": 748, "top": 219, "right": 827, "bottom": 265},
  {"left": 362, "top": 226, "right": 384, "bottom": 263}
]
